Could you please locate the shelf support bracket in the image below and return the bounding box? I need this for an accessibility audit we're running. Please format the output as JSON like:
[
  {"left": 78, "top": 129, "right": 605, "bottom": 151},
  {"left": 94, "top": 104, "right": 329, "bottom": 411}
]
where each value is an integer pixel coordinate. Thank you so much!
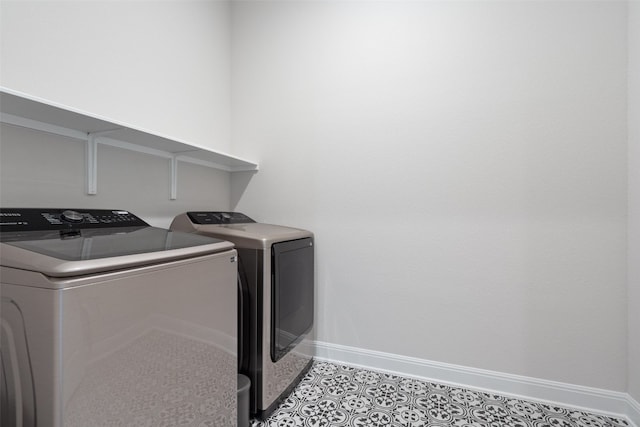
[
  {"left": 85, "top": 129, "right": 124, "bottom": 195},
  {"left": 87, "top": 135, "right": 98, "bottom": 195},
  {"left": 170, "top": 156, "right": 178, "bottom": 200}
]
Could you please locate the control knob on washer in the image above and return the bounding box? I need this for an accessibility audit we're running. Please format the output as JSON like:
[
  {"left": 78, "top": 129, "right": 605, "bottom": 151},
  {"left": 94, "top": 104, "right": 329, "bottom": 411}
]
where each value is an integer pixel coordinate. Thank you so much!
[{"left": 61, "top": 210, "right": 84, "bottom": 223}]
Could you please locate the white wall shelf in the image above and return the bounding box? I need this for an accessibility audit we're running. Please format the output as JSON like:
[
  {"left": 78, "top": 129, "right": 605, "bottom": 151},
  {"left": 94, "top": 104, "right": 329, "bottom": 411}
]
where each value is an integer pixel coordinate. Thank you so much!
[{"left": 0, "top": 88, "right": 258, "bottom": 200}]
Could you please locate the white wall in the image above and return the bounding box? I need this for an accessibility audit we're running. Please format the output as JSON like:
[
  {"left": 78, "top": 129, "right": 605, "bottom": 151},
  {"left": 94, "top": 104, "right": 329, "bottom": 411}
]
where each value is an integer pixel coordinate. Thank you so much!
[
  {"left": 0, "top": 0, "right": 233, "bottom": 225},
  {"left": 628, "top": 0, "right": 640, "bottom": 404},
  {"left": 1, "top": 0, "right": 633, "bottom": 400},
  {"left": 0, "top": 124, "right": 230, "bottom": 227},
  {"left": 0, "top": 0, "right": 231, "bottom": 152},
  {"left": 231, "top": 0, "right": 628, "bottom": 391}
]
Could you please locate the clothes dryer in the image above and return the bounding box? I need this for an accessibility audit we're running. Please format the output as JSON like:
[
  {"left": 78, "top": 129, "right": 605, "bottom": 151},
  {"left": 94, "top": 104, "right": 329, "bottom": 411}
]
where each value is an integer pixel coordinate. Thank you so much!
[
  {"left": 0, "top": 208, "right": 238, "bottom": 427},
  {"left": 171, "top": 212, "right": 314, "bottom": 419}
]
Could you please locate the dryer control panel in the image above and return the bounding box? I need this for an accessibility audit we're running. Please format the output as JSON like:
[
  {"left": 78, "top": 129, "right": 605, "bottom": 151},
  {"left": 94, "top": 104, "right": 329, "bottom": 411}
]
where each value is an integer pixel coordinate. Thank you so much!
[
  {"left": 0, "top": 208, "right": 148, "bottom": 232},
  {"left": 187, "top": 211, "right": 255, "bottom": 225}
]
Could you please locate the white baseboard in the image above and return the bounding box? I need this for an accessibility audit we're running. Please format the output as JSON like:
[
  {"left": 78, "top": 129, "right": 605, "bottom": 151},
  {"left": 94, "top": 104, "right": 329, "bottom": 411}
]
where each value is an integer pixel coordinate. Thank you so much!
[{"left": 312, "top": 340, "right": 640, "bottom": 427}]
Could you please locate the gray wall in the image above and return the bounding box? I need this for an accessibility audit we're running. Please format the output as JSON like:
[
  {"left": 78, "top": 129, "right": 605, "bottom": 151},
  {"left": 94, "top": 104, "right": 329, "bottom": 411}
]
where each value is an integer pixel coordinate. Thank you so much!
[
  {"left": 0, "top": 0, "right": 233, "bottom": 225},
  {"left": 231, "top": 0, "right": 629, "bottom": 391},
  {"left": 0, "top": 124, "right": 230, "bottom": 227},
  {"left": 1, "top": 0, "right": 635, "bottom": 400},
  {"left": 0, "top": 0, "right": 231, "bottom": 153}
]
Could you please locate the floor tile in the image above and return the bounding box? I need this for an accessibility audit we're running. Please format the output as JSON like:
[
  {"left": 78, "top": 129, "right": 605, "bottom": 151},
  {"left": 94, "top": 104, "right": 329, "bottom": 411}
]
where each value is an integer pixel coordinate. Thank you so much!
[{"left": 251, "top": 361, "right": 630, "bottom": 427}]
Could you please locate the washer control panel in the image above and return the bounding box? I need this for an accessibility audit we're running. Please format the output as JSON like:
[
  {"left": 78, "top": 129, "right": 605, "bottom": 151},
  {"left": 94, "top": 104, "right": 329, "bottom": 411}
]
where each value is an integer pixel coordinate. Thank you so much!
[
  {"left": 0, "top": 208, "right": 148, "bottom": 232},
  {"left": 187, "top": 211, "right": 255, "bottom": 225}
]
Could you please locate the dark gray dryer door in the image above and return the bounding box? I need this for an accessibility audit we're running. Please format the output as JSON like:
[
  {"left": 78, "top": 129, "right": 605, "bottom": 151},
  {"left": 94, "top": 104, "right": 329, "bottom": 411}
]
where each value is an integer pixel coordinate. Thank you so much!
[{"left": 270, "top": 238, "right": 314, "bottom": 362}]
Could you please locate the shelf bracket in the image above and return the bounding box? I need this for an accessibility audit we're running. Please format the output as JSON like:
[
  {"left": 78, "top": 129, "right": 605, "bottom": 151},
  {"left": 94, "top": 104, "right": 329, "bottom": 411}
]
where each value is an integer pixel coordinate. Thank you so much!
[
  {"left": 2, "top": 89, "right": 259, "bottom": 201},
  {"left": 170, "top": 155, "right": 178, "bottom": 200},
  {"left": 87, "top": 135, "right": 98, "bottom": 195},
  {"left": 86, "top": 129, "right": 124, "bottom": 195}
]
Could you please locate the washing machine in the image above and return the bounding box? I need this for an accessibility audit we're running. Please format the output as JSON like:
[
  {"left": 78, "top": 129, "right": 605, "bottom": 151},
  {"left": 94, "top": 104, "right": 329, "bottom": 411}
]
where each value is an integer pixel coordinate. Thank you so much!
[
  {"left": 171, "top": 212, "right": 314, "bottom": 419},
  {"left": 0, "top": 208, "right": 238, "bottom": 427}
]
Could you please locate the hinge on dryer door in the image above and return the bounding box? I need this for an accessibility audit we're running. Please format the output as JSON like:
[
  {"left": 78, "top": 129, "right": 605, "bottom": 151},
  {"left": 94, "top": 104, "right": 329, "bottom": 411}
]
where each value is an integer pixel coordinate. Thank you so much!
[{"left": 231, "top": 255, "right": 238, "bottom": 263}]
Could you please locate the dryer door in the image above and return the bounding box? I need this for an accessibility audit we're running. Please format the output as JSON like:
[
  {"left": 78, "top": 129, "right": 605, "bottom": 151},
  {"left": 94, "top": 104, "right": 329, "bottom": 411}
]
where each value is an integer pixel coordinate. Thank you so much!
[{"left": 270, "top": 238, "right": 314, "bottom": 363}]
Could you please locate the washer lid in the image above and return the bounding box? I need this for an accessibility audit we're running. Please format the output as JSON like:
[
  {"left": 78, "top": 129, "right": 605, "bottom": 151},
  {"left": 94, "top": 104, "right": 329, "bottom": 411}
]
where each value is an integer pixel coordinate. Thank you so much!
[
  {"left": 2, "top": 226, "right": 230, "bottom": 260},
  {"left": 0, "top": 226, "right": 234, "bottom": 277}
]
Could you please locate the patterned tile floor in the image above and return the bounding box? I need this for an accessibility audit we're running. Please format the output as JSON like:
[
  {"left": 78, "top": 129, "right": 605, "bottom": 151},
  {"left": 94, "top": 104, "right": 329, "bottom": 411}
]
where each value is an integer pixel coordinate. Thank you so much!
[{"left": 251, "top": 361, "right": 630, "bottom": 427}]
